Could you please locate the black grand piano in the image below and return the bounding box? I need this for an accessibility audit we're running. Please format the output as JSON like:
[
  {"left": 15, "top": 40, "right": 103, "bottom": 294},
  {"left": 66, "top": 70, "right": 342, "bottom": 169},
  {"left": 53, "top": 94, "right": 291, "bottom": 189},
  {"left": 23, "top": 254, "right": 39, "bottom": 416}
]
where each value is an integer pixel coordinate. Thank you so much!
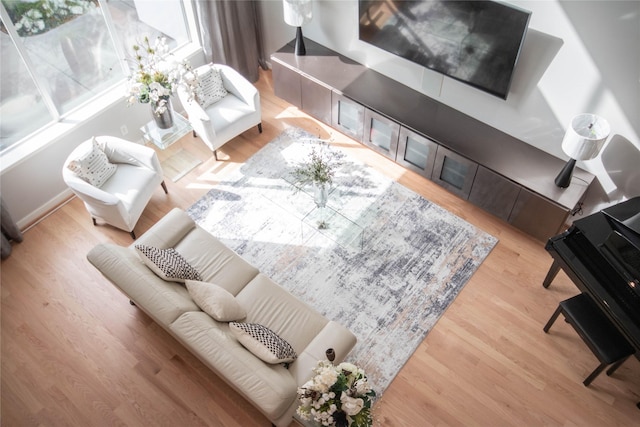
[{"left": 544, "top": 196, "right": 640, "bottom": 359}]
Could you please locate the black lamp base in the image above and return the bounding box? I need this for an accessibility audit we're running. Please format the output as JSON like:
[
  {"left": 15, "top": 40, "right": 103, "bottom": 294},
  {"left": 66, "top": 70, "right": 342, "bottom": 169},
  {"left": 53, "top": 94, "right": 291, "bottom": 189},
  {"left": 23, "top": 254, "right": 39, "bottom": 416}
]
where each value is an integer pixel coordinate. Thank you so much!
[
  {"left": 294, "top": 26, "right": 306, "bottom": 56},
  {"left": 555, "top": 158, "right": 577, "bottom": 188}
]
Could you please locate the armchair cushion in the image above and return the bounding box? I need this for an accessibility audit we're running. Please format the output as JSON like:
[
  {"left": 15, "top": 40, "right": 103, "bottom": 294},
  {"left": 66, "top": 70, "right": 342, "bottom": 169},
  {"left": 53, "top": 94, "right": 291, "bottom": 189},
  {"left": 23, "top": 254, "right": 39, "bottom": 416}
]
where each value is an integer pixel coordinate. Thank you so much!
[
  {"left": 195, "top": 66, "right": 228, "bottom": 108},
  {"left": 67, "top": 138, "right": 116, "bottom": 187}
]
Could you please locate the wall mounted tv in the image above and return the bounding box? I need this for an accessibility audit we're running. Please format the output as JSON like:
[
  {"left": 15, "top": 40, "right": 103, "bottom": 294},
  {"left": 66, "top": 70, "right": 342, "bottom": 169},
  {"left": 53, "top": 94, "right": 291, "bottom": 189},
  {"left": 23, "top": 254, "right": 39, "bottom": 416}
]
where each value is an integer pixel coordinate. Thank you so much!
[{"left": 358, "top": 0, "right": 531, "bottom": 99}]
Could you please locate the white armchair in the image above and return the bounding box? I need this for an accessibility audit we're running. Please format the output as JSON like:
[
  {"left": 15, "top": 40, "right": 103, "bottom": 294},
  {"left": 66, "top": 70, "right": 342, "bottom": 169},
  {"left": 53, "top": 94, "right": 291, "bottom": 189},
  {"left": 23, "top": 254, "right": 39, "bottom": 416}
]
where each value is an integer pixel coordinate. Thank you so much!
[
  {"left": 178, "top": 63, "right": 262, "bottom": 160},
  {"left": 62, "top": 136, "right": 167, "bottom": 239}
]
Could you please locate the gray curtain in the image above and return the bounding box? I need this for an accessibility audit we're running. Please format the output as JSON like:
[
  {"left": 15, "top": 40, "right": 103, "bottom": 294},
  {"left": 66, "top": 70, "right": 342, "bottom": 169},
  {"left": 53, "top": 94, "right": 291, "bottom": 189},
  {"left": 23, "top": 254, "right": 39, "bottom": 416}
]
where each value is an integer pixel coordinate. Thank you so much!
[
  {"left": 195, "top": 0, "right": 268, "bottom": 83},
  {"left": 1, "top": 196, "right": 23, "bottom": 259}
]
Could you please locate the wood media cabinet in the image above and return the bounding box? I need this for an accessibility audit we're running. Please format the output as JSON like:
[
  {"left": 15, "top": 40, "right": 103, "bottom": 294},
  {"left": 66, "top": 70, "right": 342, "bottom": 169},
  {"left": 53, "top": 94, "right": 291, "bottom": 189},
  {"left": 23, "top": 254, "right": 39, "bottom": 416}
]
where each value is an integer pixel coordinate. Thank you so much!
[{"left": 271, "top": 39, "right": 595, "bottom": 242}]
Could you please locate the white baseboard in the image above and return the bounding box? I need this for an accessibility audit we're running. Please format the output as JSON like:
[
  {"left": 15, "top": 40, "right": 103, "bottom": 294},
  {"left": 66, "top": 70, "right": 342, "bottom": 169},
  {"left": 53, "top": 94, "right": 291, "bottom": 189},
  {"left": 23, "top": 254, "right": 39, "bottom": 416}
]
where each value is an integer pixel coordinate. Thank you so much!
[{"left": 18, "top": 189, "right": 75, "bottom": 231}]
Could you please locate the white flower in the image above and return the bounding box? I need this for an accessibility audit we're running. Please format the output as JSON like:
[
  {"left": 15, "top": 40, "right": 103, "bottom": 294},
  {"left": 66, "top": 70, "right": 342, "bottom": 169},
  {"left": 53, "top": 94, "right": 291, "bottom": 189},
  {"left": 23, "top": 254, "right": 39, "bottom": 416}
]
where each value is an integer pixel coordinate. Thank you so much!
[
  {"left": 340, "top": 393, "right": 364, "bottom": 416},
  {"left": 338, "top": 362, "right": 358, "bottom": 374},
  {"left": 354, "top": 378, "right": 371, "bottom": 395}
]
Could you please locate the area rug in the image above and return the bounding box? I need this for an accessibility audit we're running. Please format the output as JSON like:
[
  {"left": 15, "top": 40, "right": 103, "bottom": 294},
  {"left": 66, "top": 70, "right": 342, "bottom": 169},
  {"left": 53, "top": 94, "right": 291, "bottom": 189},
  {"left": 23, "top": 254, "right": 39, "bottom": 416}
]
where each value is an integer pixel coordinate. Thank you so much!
[{"left": 187, "top": 127, "right": 497, "bottom": 396}]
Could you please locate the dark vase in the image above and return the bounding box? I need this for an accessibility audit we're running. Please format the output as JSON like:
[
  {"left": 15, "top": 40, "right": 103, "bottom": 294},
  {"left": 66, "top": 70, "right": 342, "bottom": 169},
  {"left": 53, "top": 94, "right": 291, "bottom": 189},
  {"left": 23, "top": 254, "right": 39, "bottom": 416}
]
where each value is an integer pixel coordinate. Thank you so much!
[{"left": 151, "top": 98, "right": 174, "bottom": 129}]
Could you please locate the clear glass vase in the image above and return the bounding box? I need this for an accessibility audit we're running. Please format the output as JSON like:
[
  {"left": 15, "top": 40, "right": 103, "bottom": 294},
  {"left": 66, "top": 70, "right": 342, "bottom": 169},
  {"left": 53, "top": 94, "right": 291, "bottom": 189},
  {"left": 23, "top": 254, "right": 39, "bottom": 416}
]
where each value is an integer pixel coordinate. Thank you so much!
[{"left": 314, "top": 183, "right": 329, "bottom": 208}]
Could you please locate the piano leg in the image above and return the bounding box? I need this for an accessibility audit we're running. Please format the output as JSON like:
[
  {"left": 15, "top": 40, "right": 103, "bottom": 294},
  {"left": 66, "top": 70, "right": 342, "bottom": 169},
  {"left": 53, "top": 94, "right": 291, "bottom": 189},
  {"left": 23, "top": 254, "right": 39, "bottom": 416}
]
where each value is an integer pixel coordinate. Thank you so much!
[{"left": 543, "top": 260, "right": 561, "bottom": 288}]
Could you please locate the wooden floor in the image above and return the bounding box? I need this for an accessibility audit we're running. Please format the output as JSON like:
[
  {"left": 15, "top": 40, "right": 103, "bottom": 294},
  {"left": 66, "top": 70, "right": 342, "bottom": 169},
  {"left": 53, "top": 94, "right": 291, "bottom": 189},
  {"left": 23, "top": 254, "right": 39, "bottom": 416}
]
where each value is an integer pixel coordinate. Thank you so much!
[{"left": 2, "top": 69, "right": 639, "bottom": 426}]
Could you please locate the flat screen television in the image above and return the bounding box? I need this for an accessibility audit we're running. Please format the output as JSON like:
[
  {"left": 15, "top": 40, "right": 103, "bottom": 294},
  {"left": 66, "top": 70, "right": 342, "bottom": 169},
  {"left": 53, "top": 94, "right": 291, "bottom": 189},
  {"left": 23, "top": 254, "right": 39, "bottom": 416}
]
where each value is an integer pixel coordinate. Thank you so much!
[{"left": 358, "top": 0, "right": 532, "bottom": 99}]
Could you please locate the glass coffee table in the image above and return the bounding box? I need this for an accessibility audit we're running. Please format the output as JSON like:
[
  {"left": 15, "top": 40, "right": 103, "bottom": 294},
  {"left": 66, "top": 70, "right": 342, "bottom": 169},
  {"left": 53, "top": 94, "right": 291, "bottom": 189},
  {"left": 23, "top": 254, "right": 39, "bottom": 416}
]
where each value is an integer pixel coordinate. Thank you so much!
[
  {"left": 286, "top": 181, "right": 365, "bottom": 251},
  {"left": 301, "top": 204, "right": 365, "bottom": 250}
]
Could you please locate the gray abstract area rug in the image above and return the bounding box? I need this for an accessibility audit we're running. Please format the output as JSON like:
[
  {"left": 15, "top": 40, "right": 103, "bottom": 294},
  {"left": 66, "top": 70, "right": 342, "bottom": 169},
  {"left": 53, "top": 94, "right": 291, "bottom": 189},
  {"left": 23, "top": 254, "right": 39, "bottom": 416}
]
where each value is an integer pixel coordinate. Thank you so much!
[{"left": 187, "top": 127, "right": 498, "bottom": 396}]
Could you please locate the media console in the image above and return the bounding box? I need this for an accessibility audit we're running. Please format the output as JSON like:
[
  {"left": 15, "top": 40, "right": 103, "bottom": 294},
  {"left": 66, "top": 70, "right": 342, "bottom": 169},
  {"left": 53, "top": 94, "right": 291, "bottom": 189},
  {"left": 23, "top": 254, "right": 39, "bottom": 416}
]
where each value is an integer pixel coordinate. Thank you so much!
[{"left": 271, "top": 39, "right": 595, "bottom": 242}]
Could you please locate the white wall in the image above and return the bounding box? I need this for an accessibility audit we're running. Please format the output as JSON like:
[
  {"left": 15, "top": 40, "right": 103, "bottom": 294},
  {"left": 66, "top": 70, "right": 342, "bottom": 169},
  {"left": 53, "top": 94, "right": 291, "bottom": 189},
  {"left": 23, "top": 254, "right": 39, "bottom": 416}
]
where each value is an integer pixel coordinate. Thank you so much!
[{"left": 260, "top": 0, "right": 640, "bottom": 213}]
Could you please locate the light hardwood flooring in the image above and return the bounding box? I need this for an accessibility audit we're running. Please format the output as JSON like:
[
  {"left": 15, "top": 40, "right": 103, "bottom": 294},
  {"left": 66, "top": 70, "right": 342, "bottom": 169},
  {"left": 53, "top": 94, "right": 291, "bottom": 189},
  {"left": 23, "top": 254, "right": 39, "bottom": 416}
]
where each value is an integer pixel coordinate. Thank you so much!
[{"left": 2, "top": 69, "right": 639, "bottom": 426}]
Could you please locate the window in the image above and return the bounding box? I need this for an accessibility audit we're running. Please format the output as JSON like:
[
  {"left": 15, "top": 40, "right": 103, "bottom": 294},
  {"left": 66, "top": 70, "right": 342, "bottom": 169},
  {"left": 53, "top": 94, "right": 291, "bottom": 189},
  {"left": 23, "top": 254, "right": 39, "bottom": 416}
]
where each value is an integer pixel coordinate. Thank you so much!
[{"left": 0, "top": 0, "right": 191, "bottom": 152}]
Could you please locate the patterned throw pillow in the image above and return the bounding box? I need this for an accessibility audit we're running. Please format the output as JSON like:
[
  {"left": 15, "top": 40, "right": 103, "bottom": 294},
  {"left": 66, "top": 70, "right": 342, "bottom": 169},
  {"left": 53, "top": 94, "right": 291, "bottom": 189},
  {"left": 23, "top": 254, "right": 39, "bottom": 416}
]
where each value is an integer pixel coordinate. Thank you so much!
[
  {"left": 195, "top": 66, "right": 228, "bottom": 108},
  {"left": 185, "top": 280, "right": 246, "bottom": 322},
  {"left": 135, "top": 245, "right": 202, "bottom": 283},
  {"left": 229, "top": 322, "right": 297, "bottom": 365},
  {"left": 67, "top": 138, "right": 116, "bottom": 187}
]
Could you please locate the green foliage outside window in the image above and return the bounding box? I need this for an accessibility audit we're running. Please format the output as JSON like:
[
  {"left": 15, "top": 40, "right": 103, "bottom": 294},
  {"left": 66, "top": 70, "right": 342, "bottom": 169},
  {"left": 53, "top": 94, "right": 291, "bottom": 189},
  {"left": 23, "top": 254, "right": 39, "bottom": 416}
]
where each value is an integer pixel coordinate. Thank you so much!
[{"left": 1, "top": 0, "right": 98, "bottom": 37}]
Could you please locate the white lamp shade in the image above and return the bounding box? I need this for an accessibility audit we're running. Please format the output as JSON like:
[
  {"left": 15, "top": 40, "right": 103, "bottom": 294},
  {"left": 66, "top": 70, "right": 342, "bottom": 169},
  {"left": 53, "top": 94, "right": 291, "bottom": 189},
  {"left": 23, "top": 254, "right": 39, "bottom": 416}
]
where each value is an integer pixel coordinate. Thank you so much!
[
  {"left": 283, "top": 0, "right": 312, "bottom": 27},
  {"left": 561, "top": 113, "right": 610, "bottom": 160}
]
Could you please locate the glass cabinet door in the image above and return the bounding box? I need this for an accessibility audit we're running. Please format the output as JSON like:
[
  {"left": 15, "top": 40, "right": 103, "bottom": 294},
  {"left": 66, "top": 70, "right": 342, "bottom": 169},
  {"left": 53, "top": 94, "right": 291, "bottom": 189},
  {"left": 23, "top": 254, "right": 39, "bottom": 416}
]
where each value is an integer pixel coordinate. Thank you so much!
[
  {"left": 331, "top": 92, "right": 364, "bottom": 141},
  {"left": 432, "top": 146, "right": 478, "bottom": 199},
  {"left": 396, "top": 127, "right": 438, "bottom": 178},
  {"left": 362, "top": 109, "right": 399, "bottom": 160}
]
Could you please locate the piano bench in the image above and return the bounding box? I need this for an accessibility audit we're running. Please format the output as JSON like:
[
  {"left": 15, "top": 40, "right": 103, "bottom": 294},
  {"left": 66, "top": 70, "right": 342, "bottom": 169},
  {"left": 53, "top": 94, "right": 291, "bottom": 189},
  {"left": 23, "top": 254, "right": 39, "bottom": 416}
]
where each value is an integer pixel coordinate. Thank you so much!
[{"left": 544, "top": 293, "right": 635, "bottom": 386}]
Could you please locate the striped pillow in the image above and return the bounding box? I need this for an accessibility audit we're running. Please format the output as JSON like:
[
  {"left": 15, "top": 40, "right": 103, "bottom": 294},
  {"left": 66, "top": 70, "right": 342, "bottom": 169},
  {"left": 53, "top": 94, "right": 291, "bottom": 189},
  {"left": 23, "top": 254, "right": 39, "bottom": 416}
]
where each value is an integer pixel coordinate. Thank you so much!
[
  {"left": 230, "top": 322, "right": 297, "bottom": 364},
  {"left": 135, "top": 245, "right": 202, "bottom": 283}
]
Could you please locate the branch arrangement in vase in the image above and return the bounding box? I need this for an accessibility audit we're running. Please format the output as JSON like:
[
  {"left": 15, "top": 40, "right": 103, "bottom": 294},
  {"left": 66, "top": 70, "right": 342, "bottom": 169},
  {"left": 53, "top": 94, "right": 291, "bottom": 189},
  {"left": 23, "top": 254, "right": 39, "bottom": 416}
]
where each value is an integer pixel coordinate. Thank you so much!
[{"left": 290, "top": 139, "right": 343, "bottom": 190}]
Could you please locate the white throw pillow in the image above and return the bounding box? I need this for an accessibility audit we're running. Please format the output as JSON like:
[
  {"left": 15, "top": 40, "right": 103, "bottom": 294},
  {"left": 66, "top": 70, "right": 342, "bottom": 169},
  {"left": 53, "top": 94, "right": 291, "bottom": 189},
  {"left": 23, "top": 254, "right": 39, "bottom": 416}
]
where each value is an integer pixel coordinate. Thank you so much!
[
  {"left": 67, "top": 138, "right": 116, "bottom": 187},
  {"left": 195, "top": 66, "right": 228, "bottom": 108},
  {"left": 134, "top": 245, "right": 202, "bottom": 283},
  {"left": 229, "top": 322, "right": 297, "bottom": 365},
  {"left": 185, "top": 280, "right": 246, "bottom": 322}
]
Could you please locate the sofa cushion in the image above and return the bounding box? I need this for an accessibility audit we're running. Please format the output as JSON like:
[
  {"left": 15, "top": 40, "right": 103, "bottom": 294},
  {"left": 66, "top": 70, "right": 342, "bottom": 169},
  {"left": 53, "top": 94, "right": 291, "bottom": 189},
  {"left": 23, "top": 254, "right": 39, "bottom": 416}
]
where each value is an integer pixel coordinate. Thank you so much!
[
  {"left": 185, "top": 280, "right": 246, "bottom": 322},
  {"left": 135, "top": 245, "right": 202, "bottom": 283},
  {"left": 87, "top": 244, "right": 199, "bottom": 326},
  {"left": 174, "top": 227, "right": 259, "bottom": 295},
  {"left": 230, "top": 322, "right": 297, "bottom": 364},
  {"left": 67, "top": 137, "right": 116, "bottom": 187},
  {"left": 236, "top": 274, "right": 328, "bottom": 354},
  {"left": 169, "top": 311, "right": 297, "bottom": 420}
]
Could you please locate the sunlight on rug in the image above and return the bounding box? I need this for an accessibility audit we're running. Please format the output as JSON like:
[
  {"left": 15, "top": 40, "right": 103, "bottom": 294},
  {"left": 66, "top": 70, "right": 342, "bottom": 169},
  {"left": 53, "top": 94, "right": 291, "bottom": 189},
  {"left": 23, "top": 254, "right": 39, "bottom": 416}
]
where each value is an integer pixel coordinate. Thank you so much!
[{"left": 187, "top": 127, "right": 498, "bottom": 396}]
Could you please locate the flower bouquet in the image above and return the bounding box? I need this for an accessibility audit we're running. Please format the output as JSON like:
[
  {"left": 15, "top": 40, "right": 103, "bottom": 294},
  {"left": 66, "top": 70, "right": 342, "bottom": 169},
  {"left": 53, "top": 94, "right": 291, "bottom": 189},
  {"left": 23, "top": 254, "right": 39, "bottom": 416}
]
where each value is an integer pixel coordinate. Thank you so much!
[
  {"left": 297, "top": 360, "right": 376, "bottom": 427},
  {"left": 126, "top": 36, "right": 195, "bottom": 117}
]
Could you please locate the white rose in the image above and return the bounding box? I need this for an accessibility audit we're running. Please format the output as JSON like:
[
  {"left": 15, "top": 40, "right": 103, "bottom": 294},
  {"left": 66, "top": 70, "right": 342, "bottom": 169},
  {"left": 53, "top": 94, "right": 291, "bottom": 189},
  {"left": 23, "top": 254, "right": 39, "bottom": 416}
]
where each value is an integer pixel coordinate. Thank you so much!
[
  {"left": 354, "top": 378, "right": 371, "bottom": 395},
  {"left": 338, "top": 362, "right": 357, "bottom": 375},
  {"left": 340, "top": 393, "right": 364, "bottom": 416}
]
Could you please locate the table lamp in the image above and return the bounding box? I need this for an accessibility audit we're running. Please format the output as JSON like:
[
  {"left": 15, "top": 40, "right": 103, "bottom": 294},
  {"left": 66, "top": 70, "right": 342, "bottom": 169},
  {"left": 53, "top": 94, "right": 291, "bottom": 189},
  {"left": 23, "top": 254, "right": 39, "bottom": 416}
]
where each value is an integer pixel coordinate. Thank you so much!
[
  {"left": 283, "top": 0, "right": 312, "bottom": 56},
  {"left": 555, "top": 113, "right": 610, "bottom": 188}
]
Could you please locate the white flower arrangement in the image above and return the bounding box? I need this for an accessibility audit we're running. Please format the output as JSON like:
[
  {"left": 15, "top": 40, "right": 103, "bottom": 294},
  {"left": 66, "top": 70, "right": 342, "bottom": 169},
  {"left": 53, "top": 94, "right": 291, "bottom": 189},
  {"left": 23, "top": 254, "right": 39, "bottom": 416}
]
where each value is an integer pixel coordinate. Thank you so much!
[
  {"left": 126, "top": 36, "right": 196, "bottom": 116},
  {"left": 297, "top": 360, "right": 376, "bottom": 427}
]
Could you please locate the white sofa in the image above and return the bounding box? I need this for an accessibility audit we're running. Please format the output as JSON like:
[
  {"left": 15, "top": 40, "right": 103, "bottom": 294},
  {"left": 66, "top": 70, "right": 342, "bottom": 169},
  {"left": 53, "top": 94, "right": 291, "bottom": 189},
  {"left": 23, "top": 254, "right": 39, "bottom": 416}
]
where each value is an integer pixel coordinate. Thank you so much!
[{"left": 87, "top": 208, "right": 357, "bottom": 426}]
